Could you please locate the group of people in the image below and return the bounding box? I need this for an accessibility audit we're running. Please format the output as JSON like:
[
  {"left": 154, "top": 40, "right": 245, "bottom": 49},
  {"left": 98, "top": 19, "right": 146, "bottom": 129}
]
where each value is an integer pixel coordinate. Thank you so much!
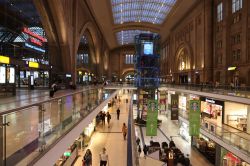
[
  {"left": 136, "top": 137, "right": 149, "bottom": 158},
  {"left": 99, "top": 111, "right": 112, "bottom": 128},
  {"left": 82, "top": 147, "right": 109, "bottom": 166}
]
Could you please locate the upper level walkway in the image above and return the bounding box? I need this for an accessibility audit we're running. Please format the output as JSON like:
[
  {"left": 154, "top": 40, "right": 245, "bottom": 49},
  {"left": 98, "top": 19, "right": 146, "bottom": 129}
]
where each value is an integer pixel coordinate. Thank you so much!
[{"left": 0, "top": 86, "right": 118, "bottom": 166}]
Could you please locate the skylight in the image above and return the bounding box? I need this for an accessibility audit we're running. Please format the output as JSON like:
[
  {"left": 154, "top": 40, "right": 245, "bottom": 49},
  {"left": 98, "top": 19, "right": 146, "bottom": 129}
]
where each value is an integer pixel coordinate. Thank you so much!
[
  {"left": 111, "top": 0, "right": 177, "bottom": 24},
  {"left": 116, "top": 30, "right": 157, "bottom": 45}
]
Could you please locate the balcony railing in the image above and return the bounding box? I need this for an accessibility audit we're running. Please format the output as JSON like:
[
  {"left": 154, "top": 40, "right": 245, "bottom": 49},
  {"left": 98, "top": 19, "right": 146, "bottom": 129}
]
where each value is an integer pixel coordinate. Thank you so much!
[
  {"left": 0, "top": 88, "right": 116, "bottom": 166},
  {"left": 178, "top": 110, "right": 250, "bottom": 157}
]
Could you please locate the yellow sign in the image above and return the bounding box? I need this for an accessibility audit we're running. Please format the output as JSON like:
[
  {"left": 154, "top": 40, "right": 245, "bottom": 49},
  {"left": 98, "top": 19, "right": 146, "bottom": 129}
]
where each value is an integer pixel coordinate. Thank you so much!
[
  {"left": 29, "top": 62, "right": 39, "bottom": 68},
  {"left": 0, "top": 56, "right": 10, "bottom": 64},
  {"left": 228, "top": 66, "right": 236, "bottom": 71}
]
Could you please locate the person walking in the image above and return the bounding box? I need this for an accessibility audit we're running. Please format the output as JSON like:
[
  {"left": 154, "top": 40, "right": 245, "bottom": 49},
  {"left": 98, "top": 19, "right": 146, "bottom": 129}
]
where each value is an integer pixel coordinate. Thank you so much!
[
  {"left": 136, "top": 137, "right": 140, "bottom": 146},
  {"left": 116, "top": 107, "right": 120, "bottom": 120},
  {"left": 99, "top": 147, "right": 109, "bottom": 166},
  {"left": 83, "top": 149, "right": 92, "bottom": 166},
  {"left": 50, "top": 82, "right": 57, "bottom": 97},
  {"left": 106, "top": 112, "right": 111, "bottom": 128},
  {"left": 138, "top": 145, "right": 142, "bottom": 157},
  {"left": 122, "top": 123, "right": 128, "bottom": 140},
  {"left": 101, "top": 112, "right": 106, "bottom": 126},
  {"left": 143, "top": 145, "right": 148, "bottom": 159}
]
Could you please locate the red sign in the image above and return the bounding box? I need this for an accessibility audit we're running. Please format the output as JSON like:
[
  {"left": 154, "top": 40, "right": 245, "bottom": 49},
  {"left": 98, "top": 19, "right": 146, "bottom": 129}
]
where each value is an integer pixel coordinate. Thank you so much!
[
  {"left": 30, "top": 38, "right": 43, "bottom": 46},
  {"left": 23, "top": 27, "right": 46, "bottom": 42}
]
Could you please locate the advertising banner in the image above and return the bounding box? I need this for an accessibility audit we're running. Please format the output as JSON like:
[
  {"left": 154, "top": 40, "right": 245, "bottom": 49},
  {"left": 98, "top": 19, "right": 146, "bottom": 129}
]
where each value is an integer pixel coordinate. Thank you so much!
[
  {"left": 189, "top": 100, "right": 201, "bottom": 136},
  {"left": 146, "top": 100, "right": 158, "bottom": 136},
  {"left": 171, "top": 94, "right": 178, "bottom": 120}
]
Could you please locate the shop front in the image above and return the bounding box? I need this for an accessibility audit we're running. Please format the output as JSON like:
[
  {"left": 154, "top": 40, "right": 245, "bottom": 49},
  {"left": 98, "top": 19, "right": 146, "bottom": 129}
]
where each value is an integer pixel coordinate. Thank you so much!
[
  {"left": 220, "top": 147, "right": 250, "bottom": 166},
  {"left": 55, "top": 119, "right": 96, "bottom": 166},
  {"left": 224, "top": 102, "right": 249, "bottom": 133},
  {"left": 0, "top": 56, "right": 16, "bottom": 95},
  {"left": 200, "top": 97, "right": 224, "bottom": 124},
  {"left": 159, "top": 90, "right": 167, "bottom": 114},
  {"left": 192, "top": 134, "right": 216, "bottom": 165},
  {"left": 179, "top": 120, "right": 190, "bottom": 143},
  {"left": 18, "top": 70, "right": 49, "bottom": 88}
]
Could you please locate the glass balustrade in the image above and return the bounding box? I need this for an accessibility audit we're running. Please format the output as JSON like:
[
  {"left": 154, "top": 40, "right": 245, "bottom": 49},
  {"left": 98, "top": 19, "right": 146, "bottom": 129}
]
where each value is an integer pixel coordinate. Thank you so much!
[
  {"left": 0, "top": 88, "right": 115, "bottom": 165},
  {"left": 178, "top": 110, "right": 250, "bottom": 156}
]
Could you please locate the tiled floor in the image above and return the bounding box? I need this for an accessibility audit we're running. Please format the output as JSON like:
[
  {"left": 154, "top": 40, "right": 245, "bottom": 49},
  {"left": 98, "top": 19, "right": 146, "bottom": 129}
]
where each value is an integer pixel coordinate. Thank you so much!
[
  {"left": 134, "top": 110, "right": 214, "bottom": 166},
  {"left": 74, "top": 92, "right": 130, "bottom": 166}
]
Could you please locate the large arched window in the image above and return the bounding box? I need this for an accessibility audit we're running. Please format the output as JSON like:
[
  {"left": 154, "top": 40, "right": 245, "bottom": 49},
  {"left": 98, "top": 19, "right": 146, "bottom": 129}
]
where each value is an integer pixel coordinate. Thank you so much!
[{"left": 177, "top": 47, "right": 190, "bottom": 71}]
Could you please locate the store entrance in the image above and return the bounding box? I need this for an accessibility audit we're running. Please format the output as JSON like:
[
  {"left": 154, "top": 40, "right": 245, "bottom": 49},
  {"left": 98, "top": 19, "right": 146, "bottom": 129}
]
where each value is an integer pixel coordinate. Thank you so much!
[
  {"left": 201, "top": 99, "right": 223, "bottom": 125},
  {"left": 179, "top": 74, "right": 188, "bottom": 84},
  {"left": 18, "top": 70, "right": 49, "bottom": 88}
]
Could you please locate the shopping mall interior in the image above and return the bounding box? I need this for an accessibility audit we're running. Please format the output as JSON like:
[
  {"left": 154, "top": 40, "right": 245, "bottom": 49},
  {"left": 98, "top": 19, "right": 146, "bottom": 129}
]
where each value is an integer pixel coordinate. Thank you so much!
[{"left": 0, "top": 0, "right": 250, "bottom": 166}]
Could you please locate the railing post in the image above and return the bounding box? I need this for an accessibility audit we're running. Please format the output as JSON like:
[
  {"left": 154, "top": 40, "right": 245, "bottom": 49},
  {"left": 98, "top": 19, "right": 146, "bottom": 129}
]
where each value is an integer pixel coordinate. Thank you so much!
[
  {"left": 0, "top": 115, "right": 4, "bottom": 166},
  {"left": 38, "top": 104, "right": 45, "bottom": 152}
]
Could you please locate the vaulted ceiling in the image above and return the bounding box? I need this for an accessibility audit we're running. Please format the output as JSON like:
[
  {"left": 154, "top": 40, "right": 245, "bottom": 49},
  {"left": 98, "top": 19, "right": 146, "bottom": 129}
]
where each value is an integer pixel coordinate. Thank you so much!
[{"left": 86, "top": 0, "right": 197, "bottom": 50}]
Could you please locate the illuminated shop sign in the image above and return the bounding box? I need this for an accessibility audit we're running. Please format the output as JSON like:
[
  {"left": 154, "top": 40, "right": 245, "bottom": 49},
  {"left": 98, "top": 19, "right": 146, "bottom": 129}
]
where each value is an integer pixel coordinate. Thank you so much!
[
  {"left": 0, "top": 56, "right": 10, "bottom": 64},
  {"left": 66, "top": 74, "right": 71, "bottom": 78},
  {"left": 23, "top": 27, "right": 46, "bottom": 42},
  {"left": 25, "top": 43, "right": 45, "bottom": 53},
  {"left": 29, "top": 62, "right": 39, "bottom": 68},
  {"left": 205, "top": 98, "right": 215, "bottom": 104},
  {"left": 30, "top": 38, "right": 43, "bottom": 46}
]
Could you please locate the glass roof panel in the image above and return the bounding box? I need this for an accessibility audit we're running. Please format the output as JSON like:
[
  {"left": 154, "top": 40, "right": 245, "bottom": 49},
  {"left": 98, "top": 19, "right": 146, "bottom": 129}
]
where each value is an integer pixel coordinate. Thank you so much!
[
  {"left": 116, "top": 30, "right": 158, "bottom": 45},
  {"left": 111, "top": 0, "right": 177, "bottom": 24}
]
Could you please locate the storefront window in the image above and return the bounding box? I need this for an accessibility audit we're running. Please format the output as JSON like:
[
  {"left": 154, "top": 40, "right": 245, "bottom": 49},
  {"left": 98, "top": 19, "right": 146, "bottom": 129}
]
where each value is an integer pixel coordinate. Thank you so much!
[
  {"left": 224, "top": 102, "right": 248, "bottom": 132},
  {"left": 221, "top": 147, "right": 250, "bottom": 166}
]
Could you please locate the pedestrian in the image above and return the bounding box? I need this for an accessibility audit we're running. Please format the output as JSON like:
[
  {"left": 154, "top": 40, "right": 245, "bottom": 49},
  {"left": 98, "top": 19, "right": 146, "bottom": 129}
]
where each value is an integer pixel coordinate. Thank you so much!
[
  {"left": 106, "top": 112, "right": 111, "bottom": 128},
  {"left": 143, "top": 145, "right": 148, "bottom": 158},
  {"left": 122, "top": 123, "right": 128, "bottom": 140},
  {"left": 50, "top": 82, "right": 57, "bottom": 97},
  {"left": 184, "top": 154, "right": 190, "bottom": 166},
  {"left": 101, "top": 112, "right": 106, "bottom": 126},
  {"left": 116, "top": 107, "right": 120, "bottom": 120},
  {"left": 138, "top": 145, "right": 142, "bottom": 157},
  {"left": 136, "top": 137, "right": 140, "bottom": 146},
  {"left": 99, "top": 147, "right": 109, "bottom": 166},
  {"left": 83, "top": 149, "right": 92, "bottom": 166}
]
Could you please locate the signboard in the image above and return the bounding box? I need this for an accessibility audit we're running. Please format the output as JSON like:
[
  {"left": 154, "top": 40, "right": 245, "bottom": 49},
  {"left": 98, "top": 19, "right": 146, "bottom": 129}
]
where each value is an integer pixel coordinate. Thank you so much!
[
  {"left": 170, "top": 94, "right": 178, "bottom": 120},
  {"left": 146, "top": 100, "right": 158, "bottom": 136},
  {"left": 29, "top": 62, "right": 39, "bottom": 68},
  {"left": 0, "top": 66, "right": 6, "bottom": 83},
  {"left": 7, "top": 67, "right": 15, "bottom": 83},
  {"left": 0, "top": 56, "right": 10, "bottom": 64},
  {"left": 189, "top": 100, "right": 201, "bottom": 136}
]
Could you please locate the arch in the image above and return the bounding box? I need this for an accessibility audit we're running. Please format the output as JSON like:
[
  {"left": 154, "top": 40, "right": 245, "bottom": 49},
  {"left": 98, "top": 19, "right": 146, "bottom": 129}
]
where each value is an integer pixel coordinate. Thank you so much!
[
  {"left": 122, "top": 68, "right": 135, "bottom": 76},
  {"left": 174, "top": 42, "right": 193, "bottom": 72},
  {"left": 76, "top": 22, "right": 101, "bottom": 64}
]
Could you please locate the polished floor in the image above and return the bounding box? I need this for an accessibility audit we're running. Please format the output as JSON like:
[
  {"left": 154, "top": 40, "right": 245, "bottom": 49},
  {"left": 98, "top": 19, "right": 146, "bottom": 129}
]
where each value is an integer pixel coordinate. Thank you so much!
[{"left": 74, "top": 92, "right": 130, "bottom": 166}]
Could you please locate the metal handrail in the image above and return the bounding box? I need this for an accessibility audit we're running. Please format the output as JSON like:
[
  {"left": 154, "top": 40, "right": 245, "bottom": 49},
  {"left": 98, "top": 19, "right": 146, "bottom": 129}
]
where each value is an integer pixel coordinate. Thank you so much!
[
  {"left": 178, "top": 110, "right": 250, "bottom": 155},
  {"left": 28, "top": 89, "right": 119, "bottom": 166},
  {"left": 0, "top": 85, "right": 102, "bottom": 116}
]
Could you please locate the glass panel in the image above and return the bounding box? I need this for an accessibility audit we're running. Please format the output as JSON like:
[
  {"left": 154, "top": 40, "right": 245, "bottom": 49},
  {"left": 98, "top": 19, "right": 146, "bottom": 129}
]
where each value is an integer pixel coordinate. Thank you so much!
[{"left": 3, "top": 88, "right": 114, "bottom": 165}]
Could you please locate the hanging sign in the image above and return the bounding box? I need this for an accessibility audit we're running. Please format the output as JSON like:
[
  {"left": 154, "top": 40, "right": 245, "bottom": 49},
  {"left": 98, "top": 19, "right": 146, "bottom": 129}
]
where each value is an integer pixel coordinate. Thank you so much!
[
  {"left": 170, "top": 94, "right": 179, "bottom": 120},
  {"left": 0, "top": 55, "right": 10, "bottom": 64},
  {"left": 189, "top": 100, "right": 201, "bottom": 136},
  {"left": 146, "top": 100, "right": 158, "bottom": 136}
]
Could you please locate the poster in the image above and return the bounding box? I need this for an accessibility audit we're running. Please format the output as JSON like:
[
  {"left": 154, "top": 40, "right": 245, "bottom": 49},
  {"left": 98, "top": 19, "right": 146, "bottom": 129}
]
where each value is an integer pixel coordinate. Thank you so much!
[
  {"left": 146, "top": 100, "right": 158, "bottom": 136},
  {"left": 7, "top": 67, "right": 15, "bottom": 83},
  {"left": 0, "top": 66, "right": 6, "bottom": 83},
  {"left": 171, "top": 94, "right": 178, "bottom": 120},
  {"left": 189, "top": 100, "right": 201, "bottom": 136}
]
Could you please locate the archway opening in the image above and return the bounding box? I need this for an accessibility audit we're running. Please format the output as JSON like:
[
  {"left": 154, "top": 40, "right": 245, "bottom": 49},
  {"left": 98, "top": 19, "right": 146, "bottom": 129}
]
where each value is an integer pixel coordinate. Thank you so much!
[{"left": 76, "top": 30, "right": 96, "bottom": 85}]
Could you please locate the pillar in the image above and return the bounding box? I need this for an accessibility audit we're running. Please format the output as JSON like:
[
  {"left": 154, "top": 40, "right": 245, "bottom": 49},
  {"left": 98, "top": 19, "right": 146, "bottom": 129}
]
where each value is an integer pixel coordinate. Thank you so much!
[{"left": 247, "top": 105, "right": 250, "bottom": 133}]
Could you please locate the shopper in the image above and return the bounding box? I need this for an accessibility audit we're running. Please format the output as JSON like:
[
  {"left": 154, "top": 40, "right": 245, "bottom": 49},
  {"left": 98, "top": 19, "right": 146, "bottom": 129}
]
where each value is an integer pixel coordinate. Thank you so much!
[
  {"left": 106, "top": 112, "right": 111, "bottom": 128},
  {"left": 50, "top": 82, "right": 57, "bottom": 97},
  {"left": 101, "top": 112, "right": 106, "bottom": 126},
  {"left": 138, "top": 145, "right": 142, "bottom": 157},
  {"left": 184, "top": 154, "right": 190, "bottom": 166},
  {"left": 116, "top": 107, "right": 120, "bottom": 120},
  {"left": 99, "top": 147, "right": 109, "bottom": 166},
  {"left": 83, "top": 149, "right": 92, "bottom": 166},
  {"left": 122, "top": 123, "right": 128, "bottom": 140},
  {"left": 136, "top": 137, "right": 140, "bottom": 146},
  {"left": 143, "top": 145, "right": 148, "bottom": 158}
]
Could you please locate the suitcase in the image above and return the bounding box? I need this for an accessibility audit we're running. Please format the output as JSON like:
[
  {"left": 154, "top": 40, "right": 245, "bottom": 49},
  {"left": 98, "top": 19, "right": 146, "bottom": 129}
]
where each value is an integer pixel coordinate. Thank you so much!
[{"left": 50, "top": 90, "right": 54, "bottom": 97}]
